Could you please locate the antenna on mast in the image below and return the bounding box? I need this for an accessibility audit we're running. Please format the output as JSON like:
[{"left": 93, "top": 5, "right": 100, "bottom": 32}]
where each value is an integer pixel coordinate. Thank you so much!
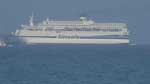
[{"left": 29, "top": 13, "right": 34, "bottom": 26}]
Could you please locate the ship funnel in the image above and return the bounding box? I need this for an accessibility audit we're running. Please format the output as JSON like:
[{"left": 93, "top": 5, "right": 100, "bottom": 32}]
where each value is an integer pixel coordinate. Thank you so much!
[{"left": 80, "top": 17, "right": 88, "bottom": 21}]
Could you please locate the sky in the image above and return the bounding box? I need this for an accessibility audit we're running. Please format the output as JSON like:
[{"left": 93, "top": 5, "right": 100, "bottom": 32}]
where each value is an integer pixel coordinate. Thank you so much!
[{"left": 0, "top": 0, "right": 150, "bottom": 44}]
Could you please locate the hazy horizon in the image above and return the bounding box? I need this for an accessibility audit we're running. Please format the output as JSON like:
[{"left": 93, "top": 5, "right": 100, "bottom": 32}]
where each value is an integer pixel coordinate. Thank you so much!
[{"left": 0, "top": 0, "right": 150, "bottom": 44}]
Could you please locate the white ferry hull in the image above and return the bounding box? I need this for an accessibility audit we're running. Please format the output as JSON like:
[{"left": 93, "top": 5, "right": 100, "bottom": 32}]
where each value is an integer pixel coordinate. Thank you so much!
[{"left": 17, "top": 37, "right": 129, "bottom": 44}]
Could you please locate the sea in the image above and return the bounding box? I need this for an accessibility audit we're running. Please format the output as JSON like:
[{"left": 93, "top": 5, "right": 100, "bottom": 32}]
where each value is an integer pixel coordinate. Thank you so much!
[{"left": 0, "top": 44, "right": 150, "bottom": 84}]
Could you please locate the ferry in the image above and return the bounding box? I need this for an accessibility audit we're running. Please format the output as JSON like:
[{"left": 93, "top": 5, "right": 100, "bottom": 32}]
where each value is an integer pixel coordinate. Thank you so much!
[{"left": 12, "top": 16, "right": 129, "bottom": 44}]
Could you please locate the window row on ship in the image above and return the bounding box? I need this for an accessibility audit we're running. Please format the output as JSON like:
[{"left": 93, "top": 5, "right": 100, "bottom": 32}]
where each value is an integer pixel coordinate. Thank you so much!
[
  {"left": 42, "top": 28, "right": 123, "bottom": 32},
  {"left": 40, "top": 22, "right": 126, "bottom": 26},
  {"left": 25, "top": 27, "right": 125, "bottom": 31},
  {"left": 38, "top": 25, "right": 126, "bottom": 28}
]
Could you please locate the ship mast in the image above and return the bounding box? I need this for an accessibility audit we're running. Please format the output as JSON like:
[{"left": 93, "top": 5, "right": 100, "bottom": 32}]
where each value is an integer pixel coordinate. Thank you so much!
[{"left": 29, "top": 13, "right": 34, "bottom": 27}]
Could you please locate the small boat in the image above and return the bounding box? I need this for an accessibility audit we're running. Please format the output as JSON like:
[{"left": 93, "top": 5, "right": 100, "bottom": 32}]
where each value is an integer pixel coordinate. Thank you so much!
[{"left": 0, "top": 40, "right": 7, "bottom": 47}]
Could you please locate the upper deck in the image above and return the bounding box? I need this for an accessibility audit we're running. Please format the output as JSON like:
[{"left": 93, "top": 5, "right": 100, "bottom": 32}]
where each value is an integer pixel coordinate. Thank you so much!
[{"left": 21, "top": 16, "right": 128, "bottom": 30}]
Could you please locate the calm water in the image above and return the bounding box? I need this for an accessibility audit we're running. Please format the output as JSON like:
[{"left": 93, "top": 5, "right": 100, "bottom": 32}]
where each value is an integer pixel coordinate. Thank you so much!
[{"left": 0, "top": 44, "right": 150, "bottom": 84}]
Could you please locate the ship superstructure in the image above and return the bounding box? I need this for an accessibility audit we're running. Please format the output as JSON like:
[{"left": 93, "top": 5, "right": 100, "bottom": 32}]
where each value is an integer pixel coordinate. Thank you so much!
[{"left": 13, "top": 16, "right": 129, "bottom": 44}]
